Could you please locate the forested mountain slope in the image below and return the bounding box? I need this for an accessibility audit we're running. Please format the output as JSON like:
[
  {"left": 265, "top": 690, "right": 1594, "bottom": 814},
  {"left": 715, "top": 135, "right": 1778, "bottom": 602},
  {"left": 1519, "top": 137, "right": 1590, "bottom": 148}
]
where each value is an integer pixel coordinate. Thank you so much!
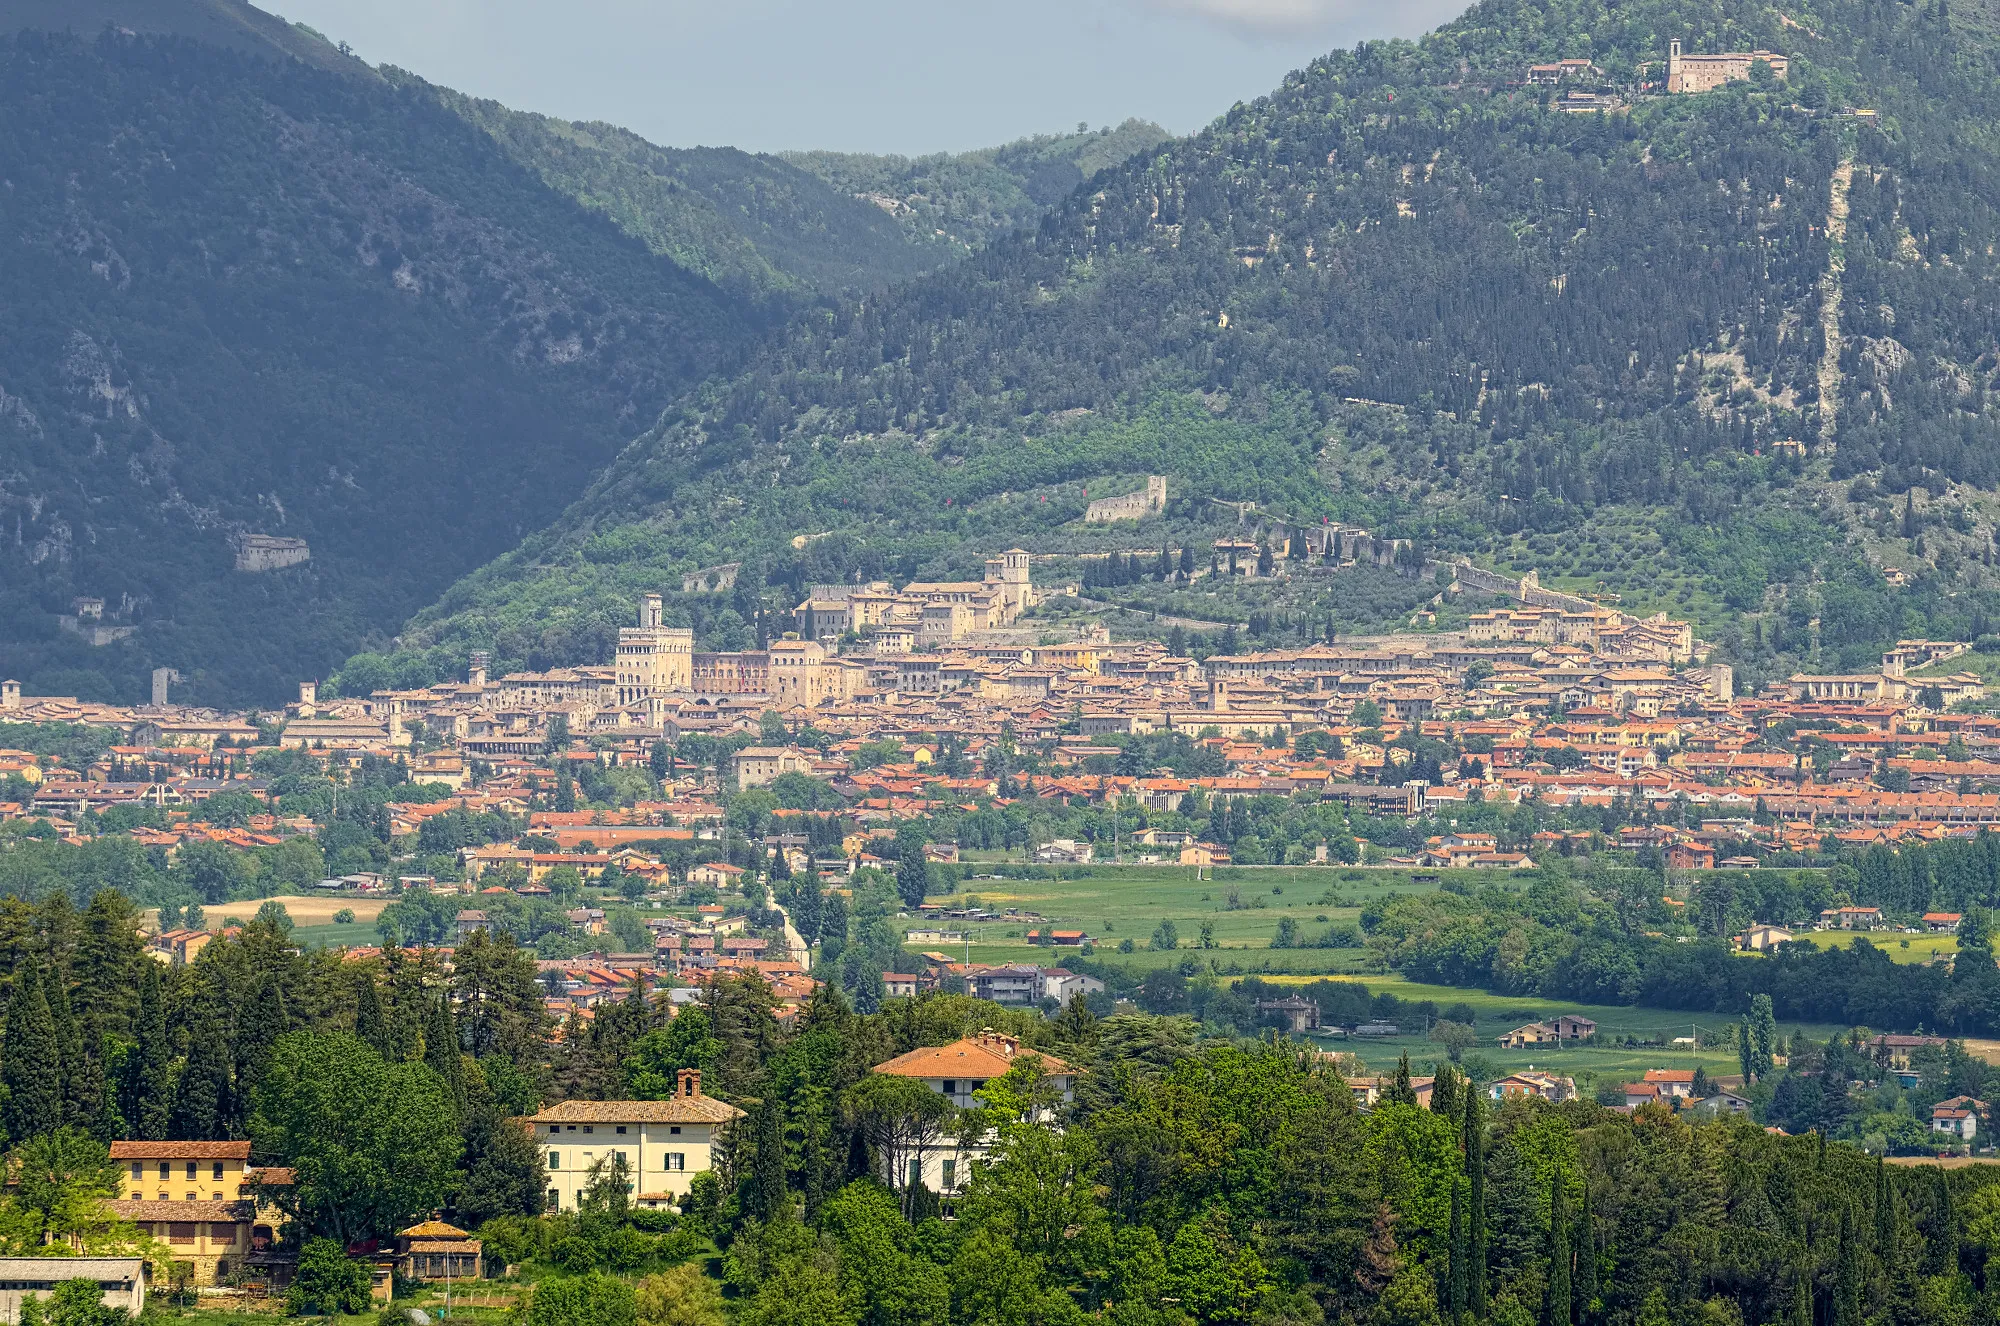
[
  {"left": 782, "top": 119, "right": 1174, "bottom": 254},
  {"left": 0, "top": 32, "right": 755, "bottom": 705},
  {"left": 0, "top": 0, "right": 363, "bottom": 73},
  {"left": 425, "top": 96, "right": 1174, "bottom": 306},
  {"left": 416, "top": 85, "right": 949, "bottom": 307},
  {"left": 370, "top": 0, "right": 2000, "bottom": 688}
]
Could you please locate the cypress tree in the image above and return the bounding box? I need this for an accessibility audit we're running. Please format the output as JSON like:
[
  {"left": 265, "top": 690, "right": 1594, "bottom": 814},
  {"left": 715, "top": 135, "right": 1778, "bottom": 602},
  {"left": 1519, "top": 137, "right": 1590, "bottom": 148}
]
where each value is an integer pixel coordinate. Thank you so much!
[
  {"left": 354, "top": 972, "right": 391, "bottom": 1060},
  {"left": 1546, "top": 1170, "right": 1571, "bottom": 1326},
  {"left": 1387, "top": 1052, "right": 1418, "bottom": 1107},
  {"left": 1574, "top": 1182, "right": 1598, "bottom": 1325},
  {"left": 1874, "top": 1158, "right": 1894, "bottom": 1267},
  {"left": 1447, "top": 1176, "right": 1469, "bottom": 1318},
  {"left": 232, "top": 974, "right": 287, "bottom": 1123},
  {"left": 1432, "top": 1064, "right": 1460, "bottom": 1121},
  {"left": 1932, "top": 1165, "right": 1957, "bottom": 1276},
  {"left": 1, "top": 964, "right": 62, "bottom": 1144},
  {"left": 1834, "top": 1208, "right": 1862, "bottom": 1326},
  {"left": 1790, "top": 1260, "right": 1812, "bottom": 1326},
  {"left": 1464, "top": 1088, "right": 1488, "bottom": 1317},
  {"left": 45, "top": 971, "right": 96, "bottom": 1132},
  {"left": 423, "top": 995, "right": 464, "bottom": 1111},
  {"left": 120, "top": 960, "right": 172, "bottom": 1140},
  {"left": 167, "top": 977, "right": 232, "bottom": 1141},
  {"left": 747, "top": 1096, "right": 786, "bottom": 1220}
]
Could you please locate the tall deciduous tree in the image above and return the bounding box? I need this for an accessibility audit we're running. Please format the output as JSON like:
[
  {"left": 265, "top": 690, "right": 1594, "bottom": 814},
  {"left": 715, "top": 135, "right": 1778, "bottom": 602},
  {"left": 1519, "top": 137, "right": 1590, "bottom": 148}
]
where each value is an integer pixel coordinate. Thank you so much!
[{"left": 250, "top": 1031, "right": 461, "bottom": 1243}]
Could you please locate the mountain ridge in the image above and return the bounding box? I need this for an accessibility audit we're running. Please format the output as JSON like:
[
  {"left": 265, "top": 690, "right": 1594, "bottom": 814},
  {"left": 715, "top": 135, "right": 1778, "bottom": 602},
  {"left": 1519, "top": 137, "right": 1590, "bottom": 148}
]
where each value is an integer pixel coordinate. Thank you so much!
[{"left": 356, "top": 0, "right": 2000, "bottom": 696}]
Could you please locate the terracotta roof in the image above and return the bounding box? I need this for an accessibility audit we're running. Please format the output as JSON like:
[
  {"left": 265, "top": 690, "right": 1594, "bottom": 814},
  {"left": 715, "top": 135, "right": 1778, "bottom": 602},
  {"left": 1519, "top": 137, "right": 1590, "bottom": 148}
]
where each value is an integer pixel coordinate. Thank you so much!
[
  {"left": 527, "top": 1096, "right": 744, "bottom": 1126},
  {"left": 109, "top": 1141, "right": 252, "bottom": 1160},
  {"left": 110, "top": 1199, "right": 253, "bottom": 1221},
  {"left": 251, "top": 1167, "right": 295, "bottom": 1186},
  {"left": 872, "top": 1034, "right": 1074, "bottom": 1081},
  {"left": 406, "top": 1240, "right": 482, "bottom": 1254}
]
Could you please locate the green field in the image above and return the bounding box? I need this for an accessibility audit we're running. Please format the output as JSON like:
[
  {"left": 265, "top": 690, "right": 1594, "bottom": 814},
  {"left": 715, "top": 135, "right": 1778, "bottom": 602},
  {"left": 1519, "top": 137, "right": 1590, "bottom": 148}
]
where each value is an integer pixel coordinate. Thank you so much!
[
  {"left": 1791, "top": 931, "right": 1958, "bottom": 965},
  {"left": 1256, "top": 972, "right": 1848, "bottom": 1093},
  {"left": 912, "top": 864, "right": 1495, "bottom": 969}
]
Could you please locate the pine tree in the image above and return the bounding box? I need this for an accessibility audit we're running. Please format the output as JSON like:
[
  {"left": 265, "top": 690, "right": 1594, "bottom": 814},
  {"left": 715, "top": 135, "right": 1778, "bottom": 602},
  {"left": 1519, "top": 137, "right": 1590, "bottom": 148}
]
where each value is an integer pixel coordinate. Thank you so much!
[
  {"left": 1546, "top": 1170, "right": 1571, "bottom": 1326},
  {"left": 2, "top": 964, "right": 62, "bottom": 1144},
  {"left": 1464, "top": 1088, "right": 1488, "bottom": 1317},
  {"left": 120, "top": 960, "right": 172, "bottom": 1140},
  {"left": 168, "top": 976, "right": 232, "bottom": 1140}
]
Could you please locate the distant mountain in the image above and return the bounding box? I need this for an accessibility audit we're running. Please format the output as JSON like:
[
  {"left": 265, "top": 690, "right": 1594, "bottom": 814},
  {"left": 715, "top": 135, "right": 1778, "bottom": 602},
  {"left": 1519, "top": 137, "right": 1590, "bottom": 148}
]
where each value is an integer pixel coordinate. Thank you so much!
[
  {"left": 782, "top": 120, "right": 1173, "bottom": 254},
  {"left": 422, "top": 95, "right": 1174, "bottom": 305},
  {"left": 413, "top": 84, "right": 947, "bottom": 307},
  {"left": 0, "top": 30, "right": 755, "bottom": 706},
  {"left": 370, "top": 0, "right": 2000, "bottom": 693},
  {"left": 0, "top": 6, "right": 1180, "bottom": 706}
]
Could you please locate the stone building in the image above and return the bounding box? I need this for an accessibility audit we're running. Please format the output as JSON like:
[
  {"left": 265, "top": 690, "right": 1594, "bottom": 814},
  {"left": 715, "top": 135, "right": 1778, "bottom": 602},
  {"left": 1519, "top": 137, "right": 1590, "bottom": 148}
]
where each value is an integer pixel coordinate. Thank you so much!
[
  {"left": 617, "top": 594, "right": 693, "bottom": 703},
  {"left": 234, "top": 534, "right": 310, "bottom": 572},
  {"left": 1666, "top": 40, "right": 1789, "bottom": 92},
  {"left": 1085, "top": 476, "right": 1168, "bottom": 523}
]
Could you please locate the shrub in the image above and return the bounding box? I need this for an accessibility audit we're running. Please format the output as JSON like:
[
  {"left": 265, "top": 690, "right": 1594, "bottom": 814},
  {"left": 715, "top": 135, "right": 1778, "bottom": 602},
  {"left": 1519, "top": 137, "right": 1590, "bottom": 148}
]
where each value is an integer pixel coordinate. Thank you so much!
[
  {"left": 530, "top": 1273, "right": 637, "bottom": 1326},
  {"left": 634, "top": 1265, "right": 726, "bottom": 1326},
  {"left": 554, "top": 1235, "right": 601, "bottom": 1273},
  {"left": 287, "top": 1237, "right": 372, "bottom": 1316}
]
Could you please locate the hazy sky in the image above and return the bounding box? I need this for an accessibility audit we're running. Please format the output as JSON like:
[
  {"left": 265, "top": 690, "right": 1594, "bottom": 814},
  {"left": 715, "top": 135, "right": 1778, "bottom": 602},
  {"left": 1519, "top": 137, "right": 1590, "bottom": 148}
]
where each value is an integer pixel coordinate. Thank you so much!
[{"left": 270, "top": 0, "right": 1469, "bottom": 155}]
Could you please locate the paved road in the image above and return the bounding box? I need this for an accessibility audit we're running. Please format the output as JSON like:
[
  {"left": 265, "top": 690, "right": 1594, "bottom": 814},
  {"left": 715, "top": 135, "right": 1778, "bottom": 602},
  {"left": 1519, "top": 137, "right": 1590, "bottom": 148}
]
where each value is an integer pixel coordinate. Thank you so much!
[{"left": 770, "top": 900, "right": 807, "bottom": 961}]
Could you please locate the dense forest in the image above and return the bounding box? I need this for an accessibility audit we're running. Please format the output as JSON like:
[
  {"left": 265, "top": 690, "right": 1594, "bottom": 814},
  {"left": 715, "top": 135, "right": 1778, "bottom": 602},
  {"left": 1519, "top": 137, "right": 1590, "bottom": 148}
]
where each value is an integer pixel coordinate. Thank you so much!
[
  {"left": 780, "top": 118, "right": 1174, "bottom": 253},
  {"left": 375, "top": 0, "right": 2000, "bottom": 692}
]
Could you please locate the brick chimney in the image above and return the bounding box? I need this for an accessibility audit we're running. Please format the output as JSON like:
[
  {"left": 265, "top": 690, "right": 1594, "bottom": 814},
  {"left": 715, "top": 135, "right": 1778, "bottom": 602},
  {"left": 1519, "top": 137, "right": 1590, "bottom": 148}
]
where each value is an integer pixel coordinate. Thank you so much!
[{"left": 677, "top": 1068, "right": 702, "bottom": 1098}]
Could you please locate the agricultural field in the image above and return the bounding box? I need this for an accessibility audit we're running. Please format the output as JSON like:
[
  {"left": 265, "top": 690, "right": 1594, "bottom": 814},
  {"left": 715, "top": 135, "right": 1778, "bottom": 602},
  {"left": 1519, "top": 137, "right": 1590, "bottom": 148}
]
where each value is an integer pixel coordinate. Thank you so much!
[
  {"left": 910, "top": 864, "right": 1496, "bottom": 969},
  {"left": 1257, "top": 972, "right": 1847, "bottom": 1096},
  {"left": 1789, "top": 930, "right": 1958, "bottom": 965},
  {"left": 144, "top": 894, "right": 389, "bottom": 950}
]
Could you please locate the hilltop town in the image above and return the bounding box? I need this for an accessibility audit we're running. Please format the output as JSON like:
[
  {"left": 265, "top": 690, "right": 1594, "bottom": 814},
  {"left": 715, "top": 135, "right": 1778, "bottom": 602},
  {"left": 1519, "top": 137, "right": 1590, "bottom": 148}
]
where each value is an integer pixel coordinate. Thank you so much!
[{"left": 6, "top": 513, "right": 1996, "bottom": 991}]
